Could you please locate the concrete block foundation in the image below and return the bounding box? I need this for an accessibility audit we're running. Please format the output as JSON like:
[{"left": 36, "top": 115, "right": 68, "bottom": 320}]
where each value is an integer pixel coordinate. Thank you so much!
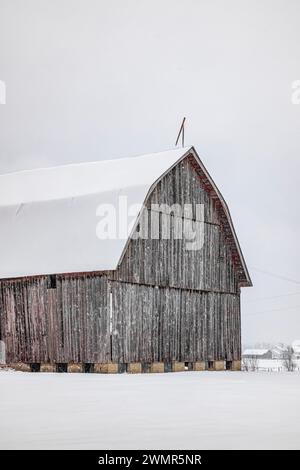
[
  {"left": 107, "top": 363, "right": 119, "bottom": 374},
  {"left": 127, "top": 362, "right": 142, "bottom": 374},
  {"left": 213, "top": 360, "right": 225, "bottom": 371},
  {"left": 231, "top": 360, "right": 241, "bottom": 371},
  {"left": 150, "top": 362, "right": 164, "bottom": 373},
  {"left": 193, "top": 361, "right": 206, "bottom": 371},
  {"left": 94, "top": 363, "right": 119, "bottom": 373},
  {"left": 172, "top": 361, "right": 185, "bottom": 372},
  {"left": 67, "top": 363, "right": 83, "bottom": 373},
  {"left": 9, "top": 363, "right": 31, "bottom": 372},
  {"left": 6, "top": 360, "right": 240, "bottom": 373},
  {"left": 40, "top": 363, "right": 56, "bottom": 373},
  {"left": 94, "top": 363, "right": 108, "bottom": 373}
]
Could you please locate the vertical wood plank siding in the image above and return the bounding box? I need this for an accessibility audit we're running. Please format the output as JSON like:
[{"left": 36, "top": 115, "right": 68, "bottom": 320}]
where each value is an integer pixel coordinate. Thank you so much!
[
  {"left": 0, "top": 277, "right": 240, "bottom": 363},
  {"left": 0, "top": 156, "right": 242, "bottom": 364},
  {"left": 115, "top": 158, "right": 238, "bottom": 293},
  {"left": 0, "top": 276, "right": 111, "bottom": 363}
]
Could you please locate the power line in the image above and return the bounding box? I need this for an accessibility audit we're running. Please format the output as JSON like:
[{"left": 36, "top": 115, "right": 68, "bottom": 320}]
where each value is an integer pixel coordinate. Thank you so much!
[
  {"left": 245, "top": 291, "right": 300, "bottom": 304},
  {"left": 244, "top": 305, "right": 300, "bottom": 317},
  {"left": 249, "top": 266, "right": 300, "bottom": 285}
]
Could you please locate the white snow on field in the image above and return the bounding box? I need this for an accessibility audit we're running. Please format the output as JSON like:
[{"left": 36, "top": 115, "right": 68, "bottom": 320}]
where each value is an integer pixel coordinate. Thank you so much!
[{"left": 0, "top": 371, "right": 300, "bottom": 450}]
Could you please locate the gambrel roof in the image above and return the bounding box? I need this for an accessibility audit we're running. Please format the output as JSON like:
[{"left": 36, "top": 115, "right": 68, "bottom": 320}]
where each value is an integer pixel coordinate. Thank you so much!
[{"left": 0, "top": 146, "right": 252, "bottom": 285}]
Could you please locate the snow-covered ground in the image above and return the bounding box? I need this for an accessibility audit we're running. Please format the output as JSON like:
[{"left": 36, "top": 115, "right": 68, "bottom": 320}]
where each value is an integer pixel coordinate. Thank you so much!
[{"left": 1, "top": 370, "right": 300, "bottom": 450}]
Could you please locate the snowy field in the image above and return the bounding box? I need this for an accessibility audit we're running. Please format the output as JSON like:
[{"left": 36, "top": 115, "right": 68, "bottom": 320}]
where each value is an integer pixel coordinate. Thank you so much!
[{"left": 1, "top": 370, "right": 300, "bottom": 450}]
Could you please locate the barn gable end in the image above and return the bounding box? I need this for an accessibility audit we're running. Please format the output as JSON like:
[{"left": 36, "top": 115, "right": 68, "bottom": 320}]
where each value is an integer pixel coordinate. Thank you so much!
[{"left": 116, "top": 154, "right": 242, "bottom": 292}]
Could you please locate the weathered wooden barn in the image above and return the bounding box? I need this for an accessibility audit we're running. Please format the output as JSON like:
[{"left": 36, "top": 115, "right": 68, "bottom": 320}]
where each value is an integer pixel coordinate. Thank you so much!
[{"left": 0, "top": 146, "right": 251, "bottom": 373}]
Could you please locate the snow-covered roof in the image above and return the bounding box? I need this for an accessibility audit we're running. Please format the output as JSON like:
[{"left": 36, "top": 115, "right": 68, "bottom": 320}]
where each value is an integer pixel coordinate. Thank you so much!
[
  {"left": 292, "top": 340, "right": 300, "bottom": 353},
  {"left": 0, "top": 148, "right": 190, "bottom": 207},
  {"left": 242, "top": 349, "right": 270, "bottom": 356},
  {"left": 272, "top": 344, "right": 288, "bottom": 352},
  {"left": 0, "top": 146, "right": 252, "bottom": 283}
]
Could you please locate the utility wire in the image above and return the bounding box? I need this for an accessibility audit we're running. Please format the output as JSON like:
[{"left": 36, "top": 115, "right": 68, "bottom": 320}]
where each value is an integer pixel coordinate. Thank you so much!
[
  {"left": 245, "top": 291, "right": 300, "bottom": 304},
  {"left": 244, "top": 305, "right": 300, "bottom": 317},
  {"left": 250, "top": 266, "right": 300, "bottom": 285}
]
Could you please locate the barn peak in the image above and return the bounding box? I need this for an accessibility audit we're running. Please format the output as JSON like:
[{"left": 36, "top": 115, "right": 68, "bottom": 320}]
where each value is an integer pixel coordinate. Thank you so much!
[{"left": 0, "top": 146, "right": 251, "bottom": 286}]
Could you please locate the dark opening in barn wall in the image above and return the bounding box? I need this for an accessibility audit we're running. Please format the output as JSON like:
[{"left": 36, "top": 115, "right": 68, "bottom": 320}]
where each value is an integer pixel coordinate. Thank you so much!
[
  {"left": 48, "top": 275, "right": 56, "bottom": 289},
  {"left": 118, "top": 363, "right": 127, "bottom": 374},
  {"left": 84, "top": 363, "right": 94, "bottom": 373},
  {"left": 56, "top": 363, "right": 68, "bottom": 373},
  {"left": 141, "top": 363, "right": 151, "bottom": 373}
]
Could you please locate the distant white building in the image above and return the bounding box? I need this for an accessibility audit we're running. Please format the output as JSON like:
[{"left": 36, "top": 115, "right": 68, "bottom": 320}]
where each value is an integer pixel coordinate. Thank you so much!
[
  {"left": 272, "top": 343, "right": 289, "bottom": 360},
  {"left": 242, "top": 349, "right": 272, "bottom": 359},
  {"left": 292, "top": 340, "right": 300, "bottom": 360}
]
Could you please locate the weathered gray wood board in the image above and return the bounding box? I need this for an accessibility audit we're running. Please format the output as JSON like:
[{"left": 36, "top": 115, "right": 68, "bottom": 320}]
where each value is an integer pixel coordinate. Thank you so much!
[
  {"left": 115, "top": 158, "right": 238, "bottom": 293},
  {"left": 0, "top": 276, "right": 240, "bottom": 363},
  {"left": 0, "top": 155, "right": 242, "bottom": 364}
]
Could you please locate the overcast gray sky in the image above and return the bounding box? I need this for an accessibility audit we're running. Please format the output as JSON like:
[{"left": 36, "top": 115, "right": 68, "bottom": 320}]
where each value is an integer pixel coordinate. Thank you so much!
[{"left": 0, "top": 0, "right": 300, "bottom": 346}]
